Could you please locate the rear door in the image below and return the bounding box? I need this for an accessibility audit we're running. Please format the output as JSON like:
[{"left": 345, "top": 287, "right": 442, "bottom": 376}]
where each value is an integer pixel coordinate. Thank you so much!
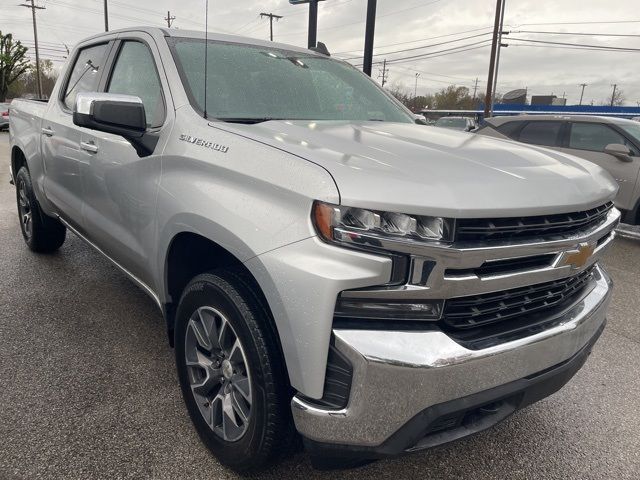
[
  {"left": 79, "top": 33, "right": 171, "bottom": 286},
  {"left": 42, "top": 42, "right": 112, "bottom": 228},
  {"left": 556, "top": 121, "right": 640, "bottom": 210}
]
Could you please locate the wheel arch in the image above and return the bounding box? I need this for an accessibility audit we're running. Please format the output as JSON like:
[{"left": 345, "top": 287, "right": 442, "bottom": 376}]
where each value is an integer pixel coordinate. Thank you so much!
[
  {"left": 161, "top": 229, "right": 290, "bottom": 387},
  {"left": 11, "top": 145, "right": 28, "bottom": 180}
]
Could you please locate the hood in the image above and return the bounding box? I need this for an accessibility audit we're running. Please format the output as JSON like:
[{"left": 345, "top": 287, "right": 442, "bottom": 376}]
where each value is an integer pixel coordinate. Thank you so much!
[{"left": 216, "top": 120, "right": 618, "bottom": 218}]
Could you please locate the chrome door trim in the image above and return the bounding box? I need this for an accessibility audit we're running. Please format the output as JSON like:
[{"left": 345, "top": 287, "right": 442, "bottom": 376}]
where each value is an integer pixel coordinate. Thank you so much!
[{"left": 58, "top": 216, "right": 162, "bottom": 309}]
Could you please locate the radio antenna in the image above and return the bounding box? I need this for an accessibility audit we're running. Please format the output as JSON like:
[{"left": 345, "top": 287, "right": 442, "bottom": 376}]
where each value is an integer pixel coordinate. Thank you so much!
[{"left": 203, "top": 0, "right": 209, "bottom": 119}]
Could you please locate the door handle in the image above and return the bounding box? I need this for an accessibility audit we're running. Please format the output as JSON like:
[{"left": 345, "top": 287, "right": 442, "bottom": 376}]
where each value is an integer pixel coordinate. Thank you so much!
[
  {"left": 80, "top": 141, "right": 99, "bottom": 154},
  {"left": 41, "top": 127, "right": 54, "bottom": 137}
]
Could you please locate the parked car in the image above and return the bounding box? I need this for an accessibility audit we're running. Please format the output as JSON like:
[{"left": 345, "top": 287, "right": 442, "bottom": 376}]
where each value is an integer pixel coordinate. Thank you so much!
[
  {"left": 9, "top": 28, "right": 618, "bottom": 472},
  {"left": 0, "top": 103, "right": 9, "bottom": 131},
  {"left": 477, "top": 115, "right": 640, "bottom": 224},
  {"left": 434, "top": 116, "right": 477, "bottom": 131}
]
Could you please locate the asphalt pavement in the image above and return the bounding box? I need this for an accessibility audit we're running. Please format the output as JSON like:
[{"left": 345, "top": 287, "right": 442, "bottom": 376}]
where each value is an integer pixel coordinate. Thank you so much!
[{"left": 1, "top": 131, "right": 639, "bottom": 479}]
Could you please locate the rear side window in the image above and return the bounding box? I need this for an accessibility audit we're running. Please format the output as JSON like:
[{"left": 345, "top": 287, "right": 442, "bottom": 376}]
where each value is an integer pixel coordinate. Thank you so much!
[
  {"left": 569, "top": 123, "right": 629, "bottom": 152},
  {"left": 63, "top": 43, "right": 109, "bottom": 110},
  {"left": 107, "top": 41, "right": 165, "bottom": 128},
  {"left": 517, "top": 121, "right": 563, "bottom": 147},
  {"left": 495, "top": 121, "right": 524, "bottom": 138}
]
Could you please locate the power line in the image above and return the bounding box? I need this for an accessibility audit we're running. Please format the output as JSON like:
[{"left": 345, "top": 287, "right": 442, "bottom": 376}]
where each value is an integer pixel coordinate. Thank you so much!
[
  {"left": 512, "top": 30, "right": 640, "bottom": 38},
  {"left": 512, "top": 20, "right": 640, "bottom": 27},
  {"left": 333, "top": 26, "right": 494, "bottom": 55},
  {"left": 340, "top": 32, "right": 492, "bottom": 61},
  {"left": 509, "top": 44, "right": 640, "bottom": 53},
  {"left": 507, "top": 37, "right": 640, "bottom": 52},
  {"left": 381, "top": 40, "right": 493, "bottom": 65},
  {"left": 354, "top": 43, "right": 491, "bottom": 68}
]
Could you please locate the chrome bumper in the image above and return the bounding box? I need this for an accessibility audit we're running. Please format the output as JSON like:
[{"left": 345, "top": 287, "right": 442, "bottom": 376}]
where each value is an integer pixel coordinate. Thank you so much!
[{"left": 292, "top": 265, "right": 612, "bottom": 447}]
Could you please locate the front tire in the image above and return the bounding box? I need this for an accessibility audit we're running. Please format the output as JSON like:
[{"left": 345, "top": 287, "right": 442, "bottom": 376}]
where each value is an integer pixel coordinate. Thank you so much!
[
  {"left": 174, "top": 269, "right": 295, "bottom": 473},
  {"left": 15, "top": 167, "right": 66, "bottom": 253}
]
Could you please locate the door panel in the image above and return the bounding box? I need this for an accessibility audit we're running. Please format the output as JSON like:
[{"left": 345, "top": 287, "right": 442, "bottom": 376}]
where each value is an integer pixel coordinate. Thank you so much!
[
  {"left": 81, "top": 38, "right": 167, "bottom": 285},
  {"left": 556, "top": 122, "right": 640, "bottom": 211},
  {"left": 42, "top": 43, "right": 110, "bottom": 228}
]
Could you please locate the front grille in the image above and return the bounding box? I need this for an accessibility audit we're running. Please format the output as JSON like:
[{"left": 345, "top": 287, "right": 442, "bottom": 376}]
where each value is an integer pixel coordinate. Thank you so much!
[
  {"left": 455, "top": 202, "right": 613, "bottom": 242},
  {"left": 445, "top": 254, "right": 556, "bottom": 278},
  {"left": 442, "top": 266, "right": 596, "bottom": 331}
]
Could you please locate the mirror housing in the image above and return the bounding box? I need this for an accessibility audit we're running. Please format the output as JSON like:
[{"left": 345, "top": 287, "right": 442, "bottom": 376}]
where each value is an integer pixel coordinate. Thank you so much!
[
  {"left": 604, "top": 143, "right": 633, "bottom": 162},
  {"left": 414, "top": 114, "right": 427, "bottom": 126},
  {"left": 73, "top": 92, "right": 146, "bottom": 138}
]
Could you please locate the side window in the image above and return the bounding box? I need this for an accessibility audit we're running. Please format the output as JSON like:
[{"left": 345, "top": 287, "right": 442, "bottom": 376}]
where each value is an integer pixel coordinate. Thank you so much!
[
  {"left": 496, "top": 121, "right": 524, "bottom": 139},
  {"left": 63, "top": 43, "right": 109, "bottom": 110},
  {"left": 107, "top": 41, "right": 165, "bottom": 127},
  {"left": 569, "top": 123, "right": 630, "bottom": 152},
  {"left": 517, "top": 121, "right": 563, "bottom": 147}
]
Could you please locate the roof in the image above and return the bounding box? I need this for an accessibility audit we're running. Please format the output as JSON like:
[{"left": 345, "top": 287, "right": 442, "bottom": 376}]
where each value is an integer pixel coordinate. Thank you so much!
[
  {"left": 485, "top": 114, "right": 638, "bottom": 126},
  {"left": 75, "top": 26, "right": 319, "bottom": 57}
]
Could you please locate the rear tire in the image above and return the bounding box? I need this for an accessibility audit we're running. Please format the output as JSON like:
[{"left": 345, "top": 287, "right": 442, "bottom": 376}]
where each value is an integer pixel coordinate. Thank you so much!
[
  {"left": 15, "top": 167, "right": 66, "bottom": 253},
  {"left": 174, "top": 269, "right": 296, "bottom": 473}
]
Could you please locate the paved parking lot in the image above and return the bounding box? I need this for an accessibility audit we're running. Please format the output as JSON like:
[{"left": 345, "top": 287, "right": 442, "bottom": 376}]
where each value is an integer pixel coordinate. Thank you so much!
[{"left": 1, "top": 130, "right": 639, "bottom": 479}]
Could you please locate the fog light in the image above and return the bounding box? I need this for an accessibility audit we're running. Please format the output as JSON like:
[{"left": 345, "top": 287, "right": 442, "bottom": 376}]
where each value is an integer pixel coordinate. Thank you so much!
[{"left": 334, "top": 296, "right": 443, "bottom": 321}]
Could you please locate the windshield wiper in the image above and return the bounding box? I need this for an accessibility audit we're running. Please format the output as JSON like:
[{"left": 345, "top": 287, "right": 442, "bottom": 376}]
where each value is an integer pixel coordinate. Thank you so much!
[{"left": 218, "top": 117, "right": 285, "bottom": 124}]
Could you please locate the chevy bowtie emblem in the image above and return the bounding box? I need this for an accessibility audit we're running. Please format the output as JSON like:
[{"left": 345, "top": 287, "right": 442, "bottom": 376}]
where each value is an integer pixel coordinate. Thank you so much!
[{"left": 557, "top": 242, "right": 596, "bottom": 269}]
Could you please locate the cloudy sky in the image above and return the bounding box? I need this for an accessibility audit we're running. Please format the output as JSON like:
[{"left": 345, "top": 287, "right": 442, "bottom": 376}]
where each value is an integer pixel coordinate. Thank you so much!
[{"left": 2, "top": 0, "right": 639, "bottom": 105}]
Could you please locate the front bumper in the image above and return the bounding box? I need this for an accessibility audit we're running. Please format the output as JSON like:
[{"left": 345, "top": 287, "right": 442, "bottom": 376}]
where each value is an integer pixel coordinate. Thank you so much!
[{"left": 292, "top": 265, "right": 611, "bottom": 454}]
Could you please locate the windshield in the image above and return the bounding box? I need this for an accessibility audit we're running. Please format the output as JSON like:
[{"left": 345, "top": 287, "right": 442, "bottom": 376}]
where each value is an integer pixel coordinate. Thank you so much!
[
  {"left": 436, "top": 117, "right": 467, "bottom": 128},
  {"left": 167, "top": 38, "right": 412, "bottom": 123},
  {"left": 617, "top": 122, "right": 640, "bottom": 141}
]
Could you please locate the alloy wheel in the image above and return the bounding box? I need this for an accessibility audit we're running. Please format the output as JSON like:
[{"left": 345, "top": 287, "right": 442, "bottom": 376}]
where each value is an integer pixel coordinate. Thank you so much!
[
  {"left": 184, "top": 306, "right": 253, "bottom": 442},
  {"left": 17, "top": 179, "right": 32, "bottom": 239}
]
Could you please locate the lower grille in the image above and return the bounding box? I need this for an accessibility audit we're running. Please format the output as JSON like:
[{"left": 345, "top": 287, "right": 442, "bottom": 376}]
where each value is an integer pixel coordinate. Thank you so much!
[
  {"left": 442, "top": 266, "right": 596, "bottom": 331},
  {"left": 298, "top": 341, "right": 352, "bottom": 410}
]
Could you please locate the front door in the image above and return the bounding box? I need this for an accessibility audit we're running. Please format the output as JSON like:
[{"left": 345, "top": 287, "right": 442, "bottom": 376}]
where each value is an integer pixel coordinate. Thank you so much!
[{"left": 80, "top": 36, "right": 169, "bottom": 286}]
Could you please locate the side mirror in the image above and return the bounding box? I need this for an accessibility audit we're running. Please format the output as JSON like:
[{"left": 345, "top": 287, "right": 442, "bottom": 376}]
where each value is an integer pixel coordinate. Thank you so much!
[
  {"left": 414, "top": 115, "right": 427, "bottom": 126},
  {"left": 73, "top": 92, "right": 146, "bottom": 139},
  {"left": 604, "top": 143, "right": 633, "bottom": 162}
]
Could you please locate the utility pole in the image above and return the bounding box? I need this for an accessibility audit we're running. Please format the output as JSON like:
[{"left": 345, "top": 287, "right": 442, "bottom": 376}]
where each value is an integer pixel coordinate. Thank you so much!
[
  {"left": 610, "top": 84, "right": 618, "bottom": 107},
  {"left": 103, "top": 0, "right": 109, "bottom": 31},
  {"left": 20, "top": 0, "right": 45, "bottom": 99},
  {"left": 472, "top": 77, "right": 479, "bottom": 99},
  {"left": 378, "top": 59, "right": 388, "bottom": 87},
  {"left": 578, "top": 83, "right": 587, "bottom": 106},
  {"left": 164, "top": 11, "right": 176, "bottom": 28},
  {"left": 260, "top": 13, "right": 283, "bottom": 41},
  {"left": 308, "top": 0, "right": 318, "bottom": 48},
  {"left": 484, "top": 0, "right": 503, "bottom": 118},
  {"left": 362, "top": 0, "right": 377, "bottom": 77},
  {"left": 490, "top": 0, "right": 507, "bottom": 116}
]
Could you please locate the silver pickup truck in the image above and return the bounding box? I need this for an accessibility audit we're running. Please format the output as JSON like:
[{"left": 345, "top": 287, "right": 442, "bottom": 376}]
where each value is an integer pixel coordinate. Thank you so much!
[{"left": 9, "top": 27, "right": 619, "bottom": 472}]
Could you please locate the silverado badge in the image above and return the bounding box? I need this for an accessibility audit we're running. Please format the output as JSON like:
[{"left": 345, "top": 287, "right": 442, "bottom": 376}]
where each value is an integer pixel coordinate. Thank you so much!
[{"left": 179, "top": 134, "right": 229, "bottom": 153}]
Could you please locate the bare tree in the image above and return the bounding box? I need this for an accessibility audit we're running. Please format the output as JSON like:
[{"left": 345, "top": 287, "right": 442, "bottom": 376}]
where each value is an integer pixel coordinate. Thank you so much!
[{"left": 0, "top": 32, "right": 29, "bottom": 102}]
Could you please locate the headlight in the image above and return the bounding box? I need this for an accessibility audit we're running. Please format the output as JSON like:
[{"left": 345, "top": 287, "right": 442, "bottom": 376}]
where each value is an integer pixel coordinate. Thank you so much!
[{"left": 312, "top": 201, "right": 454, "bottom": 248}]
